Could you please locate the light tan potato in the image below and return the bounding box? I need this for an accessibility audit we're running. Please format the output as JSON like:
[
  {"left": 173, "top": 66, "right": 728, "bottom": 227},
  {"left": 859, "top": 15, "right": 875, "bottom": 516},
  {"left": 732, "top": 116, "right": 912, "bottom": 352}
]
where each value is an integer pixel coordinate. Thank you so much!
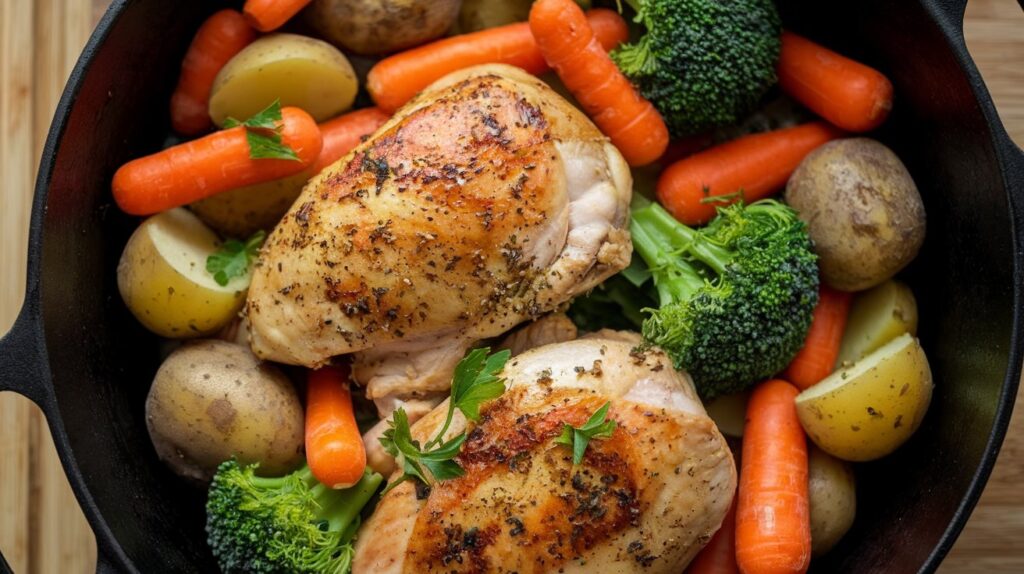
[
  {"left": 808, "top": 446, "right": 856, "bottom": 556},
  {"left": 784, "top": 138, "right": 926, "bottom": 291},
  {"left": 209, "top": 33, "right": 357, "bottom": 126},
  {"left": 836, "top": 280, "right": 919, "bottom": 368},
  {"left": 305, "top": 0, "right": 461, "bottom": 56},
  {"left": 191, "top": 170, "right": 311, "bottom": 238},
  {"left": 796, "top": 333, "right": 933, "bottom": 461},
  {"left": 145, "top": 340, "right": 304, "bottom": 481},
  {"left": 704, "top": 391, "right": 749, "bottom": 437},
  {"left": 457, "top": 0, "right": 531, "bottom": 32},
  {"left": 117, "top": 208, "right": 248, "bottom": 338}
]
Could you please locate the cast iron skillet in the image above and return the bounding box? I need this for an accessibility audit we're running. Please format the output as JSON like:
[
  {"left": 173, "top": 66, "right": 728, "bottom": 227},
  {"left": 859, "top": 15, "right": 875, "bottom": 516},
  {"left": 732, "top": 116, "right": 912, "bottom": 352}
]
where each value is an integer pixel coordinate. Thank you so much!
[{"left": 1, "top": 0, "right": 1023, "bottom": 572}]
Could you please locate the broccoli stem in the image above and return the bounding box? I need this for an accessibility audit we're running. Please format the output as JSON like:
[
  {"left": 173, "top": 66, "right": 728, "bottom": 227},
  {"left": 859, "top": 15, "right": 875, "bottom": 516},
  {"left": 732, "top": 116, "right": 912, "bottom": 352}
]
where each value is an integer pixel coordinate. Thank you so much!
[
  {"left": 621, "top": 0, "right": 642, "bottom": 14},
  {"left": 313, "top": 470, "right": 383, "bottom": 535},
  {"left": 630, "top": 210, "right": 705, "bottom": 306}
]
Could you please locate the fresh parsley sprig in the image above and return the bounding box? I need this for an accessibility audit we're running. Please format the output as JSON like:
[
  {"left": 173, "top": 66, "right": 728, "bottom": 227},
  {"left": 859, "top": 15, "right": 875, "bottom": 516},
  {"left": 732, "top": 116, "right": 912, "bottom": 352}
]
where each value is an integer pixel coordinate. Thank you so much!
[
  {"left": 380, "top": 347, "right": 511, "bottom": 494},
  {"left": 205, "top": 230, "right": 265, "bottom": 286},
  {"left": 554, "top": 401, "right": 617, "bottom": 465},
  {"left": 224, "top": 99, "right": 300, "bottom": 161}
]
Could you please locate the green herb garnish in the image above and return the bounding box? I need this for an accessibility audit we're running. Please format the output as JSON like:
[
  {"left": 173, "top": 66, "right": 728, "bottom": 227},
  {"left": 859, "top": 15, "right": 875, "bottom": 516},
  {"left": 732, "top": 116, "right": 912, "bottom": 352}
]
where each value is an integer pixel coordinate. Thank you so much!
[
  {"left": 224, "top": 100, "right": 299, "bottom": 161},
  {"left": 554, "top": 402, "right": 617, "bottom": 465},
  {"left": 205, "top": 230, "right": 265, "bottom": 286},
  {"left": 380, "top": 347, "right": 511, "bottom": 493}
]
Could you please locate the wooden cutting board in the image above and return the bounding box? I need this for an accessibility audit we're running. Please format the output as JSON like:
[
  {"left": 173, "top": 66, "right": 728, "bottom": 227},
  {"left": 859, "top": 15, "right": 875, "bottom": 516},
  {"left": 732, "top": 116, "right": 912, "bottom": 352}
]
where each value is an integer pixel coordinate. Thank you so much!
[{"left": 0, "top": 0, "right": 1020, "bottom": 572}]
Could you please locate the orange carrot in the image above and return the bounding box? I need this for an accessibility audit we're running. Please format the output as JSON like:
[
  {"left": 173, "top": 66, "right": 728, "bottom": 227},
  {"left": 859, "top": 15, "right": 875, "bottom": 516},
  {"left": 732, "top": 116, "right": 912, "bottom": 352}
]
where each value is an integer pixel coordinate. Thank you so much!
[
  {"left": 367, "top": 9, "right": 629, "bottom": 113},
  {"left": 113, "top": 107, "right": 321, "bottom": 215},
  {"left": 170, "top": 10, "right": 255, "bottom": 135},
  {"left": 778, "top": 31, "right": 894, "bottom": 132},
  {"left": 529, "top": 0, "right": 668, "bottom": 166},
  {"left": 736, "top": 380, "right": 811, "bottom": 574},
  {"left": 242, "top": 0, "right": 311, "bottom": 32},
  {"left": 306, "top": 365, "right": 367, "bottom": 489},
  {"left": 656, "top": 122, "right": 842, "bottom": 225},
  {"left": 687, "top": 498, "right": 739, "bottom": 574},
  {"left": 784, "top": 286, "right": 854, "bottom": 390},
  {"left": 311, "top": 107, "right": 390, "bottom": 174}
]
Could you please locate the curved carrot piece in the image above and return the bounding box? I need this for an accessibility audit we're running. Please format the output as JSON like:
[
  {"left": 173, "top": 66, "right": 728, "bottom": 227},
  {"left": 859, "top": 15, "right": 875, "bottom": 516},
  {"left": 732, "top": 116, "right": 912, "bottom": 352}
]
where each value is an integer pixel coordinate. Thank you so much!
[
  {"left": 656, "top": 122, "right": 843, "bottom": 226},
  {"left": 170, "top": 10, "right": 255, "bottom": 135},
  {"left": 306, "top": 365, "right": 367, "bottom": 489},
  {"left": 736, "top": 380, "right": 811, "bottom": 574},
  {"left": 242, "top": 0, "right": 311, "bottom": 32},
  {"left": 529, "top": 0, "right": 668, "bottom": 166},
  {"left": 367, "top": 9, "right": 629, "bottom": 113},
  {"left": 687, "top": 498, "right": 739, "bottom": 574},
  {"left": 784, "top": 286, "right": 854, "bottom": 390},
  {"left": 311, "top": 107, "right": 391, "bottom": 174},
  {"left": 778, "top": 31, "right": 894, "bottom": 132},
  {"left": 113, "top": 107, "right": 321, "bottom": 215}
]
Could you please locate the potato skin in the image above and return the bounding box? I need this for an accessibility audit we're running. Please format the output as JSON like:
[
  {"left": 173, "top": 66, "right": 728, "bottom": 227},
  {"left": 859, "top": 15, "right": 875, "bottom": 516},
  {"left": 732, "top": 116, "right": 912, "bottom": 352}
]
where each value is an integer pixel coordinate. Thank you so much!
[
  {"left": 785, "top": 138, "right": 925, "bottom": 291},
  {"left": 145, "top": 340, "right": 304, "bottom": 481},
  {"left": 457, "top": 0, "right": 531, "bottom": 33},
  {"left": 191, "top": 170, "right": 310, "bottom": 238},
  {"left": 305, "top": 0, "right": 461, "bottom": 56},
  {"left": 808, "top": 446, "right": 856, "bottom": 556}
]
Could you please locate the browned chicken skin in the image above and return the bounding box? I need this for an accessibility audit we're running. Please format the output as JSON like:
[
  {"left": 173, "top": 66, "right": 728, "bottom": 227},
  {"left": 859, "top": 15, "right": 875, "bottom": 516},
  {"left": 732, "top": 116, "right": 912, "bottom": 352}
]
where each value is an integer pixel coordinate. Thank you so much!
[
  {"left": 246, "top": 65, "right": 632, "bottom": 405},
  {"left": 353, "top": 332, "right": 737, "bottom": 573}
]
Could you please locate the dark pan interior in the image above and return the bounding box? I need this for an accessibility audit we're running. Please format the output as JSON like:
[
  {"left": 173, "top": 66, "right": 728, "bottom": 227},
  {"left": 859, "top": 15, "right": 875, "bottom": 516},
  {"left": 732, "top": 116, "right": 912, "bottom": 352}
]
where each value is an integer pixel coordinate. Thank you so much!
[{"left": 33, "top": 0, "right": 1017, "bottom": 572}]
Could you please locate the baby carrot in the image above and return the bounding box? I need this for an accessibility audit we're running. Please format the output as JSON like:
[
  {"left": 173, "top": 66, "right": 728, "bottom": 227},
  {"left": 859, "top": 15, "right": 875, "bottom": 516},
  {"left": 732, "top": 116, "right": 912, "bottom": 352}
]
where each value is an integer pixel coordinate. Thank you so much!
[
  {"left": 529, "top": 0, "right": 668, "bottom": 166},
  {"left": 170, "top": 10, "right": 255, "bottom": 135},
  {"left": 306, "top": 366, "right": 367, "bottom": 489},
  {"left": 687, "top": 498, "right": 739, "bottom": 574},
  {"left": 367, "top": 9, "right": 629, "bottom": 113},
  {"left": 656, "top": 122, "right": 842, "bottom": 225},
  {"left": 242, "top": 0, "right": 311, "bottom": 32},
  {"left": 784, "top": 286, "right": 854, "bottom": 390},
  {"left": 311, "top": 107, "right": 390, "bottom": 174},
  {"left": 736, "top": 380, "right": 811, "bottom": 574},
  {"left": 113, "top": 107, "right": 321, "bottom": 215},
  {"left": 778, "top": 31, "right": 894, "bottom": 132}
]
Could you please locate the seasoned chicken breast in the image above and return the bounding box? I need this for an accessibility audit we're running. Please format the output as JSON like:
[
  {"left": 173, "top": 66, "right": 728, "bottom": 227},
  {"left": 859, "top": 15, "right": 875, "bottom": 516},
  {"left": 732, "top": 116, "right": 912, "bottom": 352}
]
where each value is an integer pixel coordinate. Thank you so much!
[
  {"left": 353, "top": 332, "right": 737, "bottom": 573},
  {"left": 246, "top": 65, "right": 632, "bottom": 403}
]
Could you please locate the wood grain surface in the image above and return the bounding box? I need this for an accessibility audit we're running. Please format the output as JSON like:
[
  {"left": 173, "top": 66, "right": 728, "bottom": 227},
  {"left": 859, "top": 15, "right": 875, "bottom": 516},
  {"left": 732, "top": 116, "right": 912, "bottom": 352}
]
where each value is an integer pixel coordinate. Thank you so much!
[{"left": 0, "top": 0, "right": 1020, "bottom": 572}]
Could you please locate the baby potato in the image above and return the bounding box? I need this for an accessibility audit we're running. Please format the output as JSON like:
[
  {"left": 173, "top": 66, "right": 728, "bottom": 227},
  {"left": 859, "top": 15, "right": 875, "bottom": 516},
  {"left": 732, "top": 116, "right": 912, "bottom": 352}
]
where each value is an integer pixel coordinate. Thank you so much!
[
  {"left": 191, "top": 170, "right": 311, "bottom": 238},
  {"left": 796, "top": 333, "right": 933, "bottom": 461},
  {"left": 808, "top": 446, "right": 856, "bottom": 557},
  {"left": 458, "top": 0, "right": 532, "bottom": 33},
  {"left": 836, "top": 280, "right": 919, "bottom": 367},
  {"left": 117, "top": 208, "right": 248, "bottom": 338},
  {"left": 785, "top": 138, "right": 926, "bottom": 291},
  {"left": 305, "top": 0, "right": 461, "bottom": 56},
  {"left": 145, "top": 340, "right": 304, "bottom": 481},
  {"left": 209, "top": 33, "right": 357, "bottom": 126}
]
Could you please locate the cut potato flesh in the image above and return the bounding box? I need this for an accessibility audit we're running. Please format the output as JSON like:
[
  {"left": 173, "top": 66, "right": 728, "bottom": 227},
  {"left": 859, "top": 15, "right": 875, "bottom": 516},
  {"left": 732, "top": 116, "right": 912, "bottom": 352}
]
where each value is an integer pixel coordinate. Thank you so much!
[
  {"left": 836, "top": 279, "right": 918, "bottom": 367},
  {"left": 796, "top": 333, "right": 932, "bottom": 462}
]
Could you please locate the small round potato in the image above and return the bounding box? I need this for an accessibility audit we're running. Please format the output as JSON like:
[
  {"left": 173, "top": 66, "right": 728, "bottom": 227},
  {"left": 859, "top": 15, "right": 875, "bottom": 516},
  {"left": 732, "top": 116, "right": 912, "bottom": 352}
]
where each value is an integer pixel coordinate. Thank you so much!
[
  {"left": 209, "top": 33, "right": 357, "bottom": 126},
  {"left": 145, "top": 340, "right": 304, "bottom": 481},
  {"left": 191, "top": 169, "right": 311, "bottom": 238},
  {"left": 117, "top": 208, "right": 249, "bottom": 338},
  {"left": 458, "top": 0, "right": 532, "bottom": 33},
  {"left": 808, "top": 446, "right": 856, "bottom": 556},
  {"left": 304, "top": 0, "right": 461, "bottom": 56},
  {"left": 785, "top": 138, "right": 926, "bottom": 292}
]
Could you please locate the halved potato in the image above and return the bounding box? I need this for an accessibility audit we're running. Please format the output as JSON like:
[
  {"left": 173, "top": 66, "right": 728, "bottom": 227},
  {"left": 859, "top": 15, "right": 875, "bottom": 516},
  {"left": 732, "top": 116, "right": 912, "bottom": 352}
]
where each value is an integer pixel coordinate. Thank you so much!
[
  {"left": 796, "top": 333, "right": 933, "bottom": 461},
  {"left": 209, "top": 33, "right": 357, "bottom": 126},
  {"left": 836, "top": 280, "right": 918, "bottom": 367},
  {"left": 191, "top": 170, "right": 311, "bottom": 238},
  {"left": 117, "top": 208, "right": 248, "bottom": 338}
]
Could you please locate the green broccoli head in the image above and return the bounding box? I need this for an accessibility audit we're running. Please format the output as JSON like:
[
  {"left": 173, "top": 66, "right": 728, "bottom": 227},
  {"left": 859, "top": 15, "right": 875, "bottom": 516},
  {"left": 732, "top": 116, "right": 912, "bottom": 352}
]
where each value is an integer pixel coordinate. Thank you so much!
[
  {"left": 631, "top": 199, "right": 819, "bottom": 398},
  {"left": 206, "top": 460, "right": 382, "bottom": 574},
  {"left": 611, "top": 0, "right": 782, "bottom": 137}
]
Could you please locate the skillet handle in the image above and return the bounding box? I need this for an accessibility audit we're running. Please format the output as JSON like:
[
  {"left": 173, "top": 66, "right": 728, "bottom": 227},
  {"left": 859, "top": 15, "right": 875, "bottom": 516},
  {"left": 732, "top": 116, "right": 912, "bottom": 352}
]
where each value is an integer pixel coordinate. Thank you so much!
[{"left": 0, "top": 300, "right": 50, "bottom": 410}]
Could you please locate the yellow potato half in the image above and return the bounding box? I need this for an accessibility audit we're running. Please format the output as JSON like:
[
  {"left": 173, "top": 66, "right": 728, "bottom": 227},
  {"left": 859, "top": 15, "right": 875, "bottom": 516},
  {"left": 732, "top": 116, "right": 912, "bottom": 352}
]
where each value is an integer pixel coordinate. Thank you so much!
[
  {"left": 209, "top": 33, "right": 357, "bottom": 126},
  {"left": 117, "top": 208, "right": 249, "bottom": 338},
  {"left": 796, "top": 333, "right": 933, "bottom": 462},
  {"left": 836, "top": 280, "right": 919, "bottom": 367}
]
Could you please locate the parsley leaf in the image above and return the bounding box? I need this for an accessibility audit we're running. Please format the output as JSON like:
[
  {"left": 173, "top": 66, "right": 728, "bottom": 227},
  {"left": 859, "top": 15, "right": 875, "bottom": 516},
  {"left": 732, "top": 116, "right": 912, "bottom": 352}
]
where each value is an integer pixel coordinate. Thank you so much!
[
  {"left": 554, "top": 402, "right": 617, "bottom": 465},
  {"left": 205, "top": 230, "right": 265, "bottom": 286},
  {"left": 379, "top": 347, "right": 510, "bottom": 493},
  {"left": 223, "top": 99, "right": 300, "bottom": 161}
]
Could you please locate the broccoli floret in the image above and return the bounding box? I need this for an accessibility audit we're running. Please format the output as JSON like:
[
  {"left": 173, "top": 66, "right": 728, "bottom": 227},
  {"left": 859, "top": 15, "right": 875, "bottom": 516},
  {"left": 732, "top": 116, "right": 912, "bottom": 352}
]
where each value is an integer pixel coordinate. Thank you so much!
[
  {"left": 206, "top": 460, "right": 382, "bottom": 574},
  {"left": 611, "top": 0, "right": 782, "bottom": 137},
  {"left": 631, "top": 199, "right": 819, "bottom": 398}
]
